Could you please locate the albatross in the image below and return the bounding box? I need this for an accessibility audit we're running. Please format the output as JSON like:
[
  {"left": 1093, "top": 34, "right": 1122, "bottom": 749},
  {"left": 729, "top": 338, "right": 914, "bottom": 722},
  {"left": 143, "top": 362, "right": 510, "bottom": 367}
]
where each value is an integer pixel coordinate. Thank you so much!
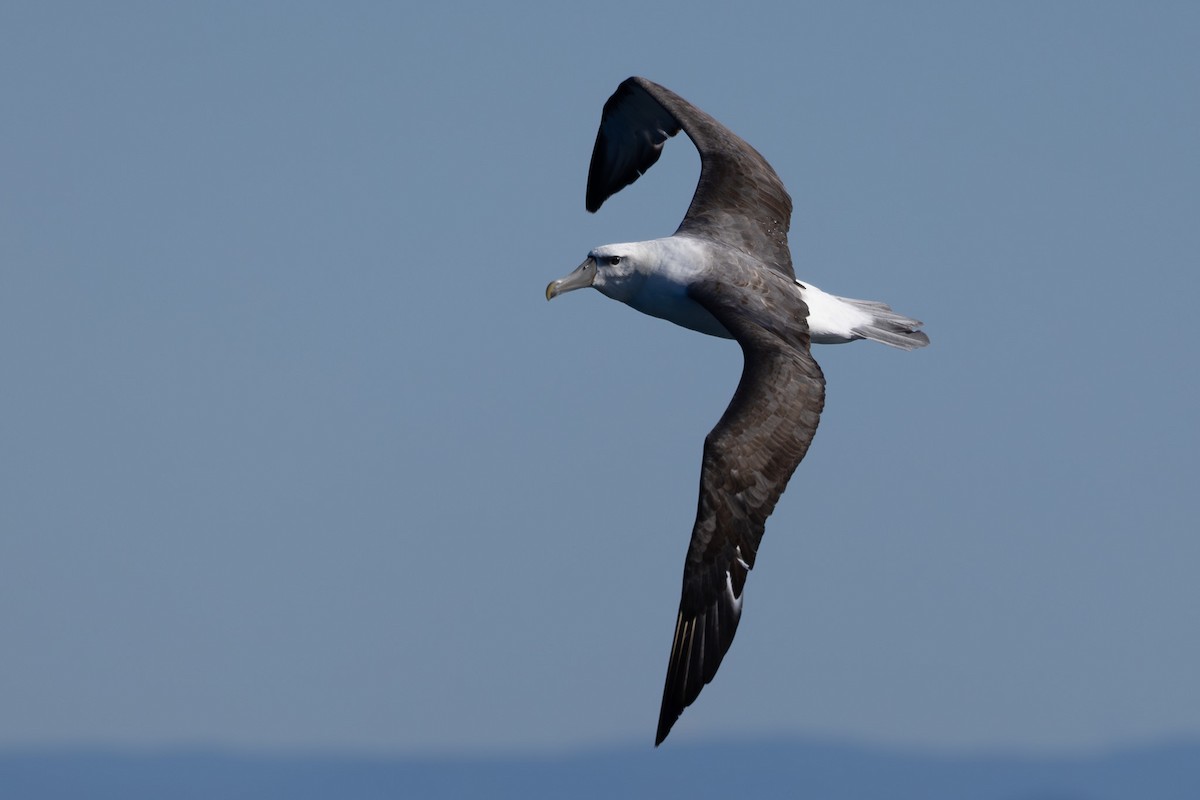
[{"left": 546, "top": 77, "right": 929, "bottom": 746}]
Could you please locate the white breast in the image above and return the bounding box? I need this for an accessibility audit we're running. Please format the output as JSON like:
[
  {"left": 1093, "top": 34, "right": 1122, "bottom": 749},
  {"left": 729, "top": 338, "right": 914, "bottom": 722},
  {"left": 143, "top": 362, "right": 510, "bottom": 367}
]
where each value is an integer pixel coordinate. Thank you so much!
[{"left": 629, "top": 277, "right": 733, "bottom": 338}]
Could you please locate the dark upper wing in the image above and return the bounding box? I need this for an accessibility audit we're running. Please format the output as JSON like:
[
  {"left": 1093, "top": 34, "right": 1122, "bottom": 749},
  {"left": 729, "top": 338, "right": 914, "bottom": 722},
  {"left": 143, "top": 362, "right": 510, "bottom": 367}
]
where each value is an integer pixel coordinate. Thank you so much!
[
  {"left": 586, "top": 77, "right": 795, "bottom": 279},
  {"left": 655, "top": 272, "right": 825, "bottom": 746}
]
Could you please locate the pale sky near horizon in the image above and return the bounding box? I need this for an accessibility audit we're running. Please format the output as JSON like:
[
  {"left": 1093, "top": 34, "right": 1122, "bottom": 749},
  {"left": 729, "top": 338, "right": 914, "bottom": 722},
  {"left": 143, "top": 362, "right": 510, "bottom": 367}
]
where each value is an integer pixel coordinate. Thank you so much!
[{"left": 2, "top": 2, "right": 1198, "bottom": 755}]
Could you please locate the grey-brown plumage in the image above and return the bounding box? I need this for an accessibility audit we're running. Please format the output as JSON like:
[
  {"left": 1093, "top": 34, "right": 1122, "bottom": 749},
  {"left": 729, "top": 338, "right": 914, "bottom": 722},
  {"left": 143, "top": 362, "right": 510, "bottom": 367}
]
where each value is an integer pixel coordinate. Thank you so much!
[
  {"left": 546, "top": 76, "right": 926, "bottom": 748},
  {"left": 590, "top": 77, "right": 824, "bottom": 747},
  {"left": 660, "top": 272, "right": 825, "bottom": 746},
  {"left": 588, "top": 77, "right": 795, "bottom": 279}
]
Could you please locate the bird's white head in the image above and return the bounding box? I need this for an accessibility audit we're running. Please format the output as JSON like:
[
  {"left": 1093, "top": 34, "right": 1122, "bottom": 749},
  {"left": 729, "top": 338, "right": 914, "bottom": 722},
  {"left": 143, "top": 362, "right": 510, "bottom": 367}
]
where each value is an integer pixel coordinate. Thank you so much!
[{"left": 545, "top": 242, "right": 650, "bottom": 303}]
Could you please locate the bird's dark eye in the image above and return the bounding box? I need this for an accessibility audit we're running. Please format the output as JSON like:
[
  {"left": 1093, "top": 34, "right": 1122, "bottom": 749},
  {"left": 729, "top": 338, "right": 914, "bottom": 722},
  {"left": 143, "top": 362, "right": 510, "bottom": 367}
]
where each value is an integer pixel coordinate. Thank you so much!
[{"left": 608, "top": 256, "right": 622, "bottom": 266}]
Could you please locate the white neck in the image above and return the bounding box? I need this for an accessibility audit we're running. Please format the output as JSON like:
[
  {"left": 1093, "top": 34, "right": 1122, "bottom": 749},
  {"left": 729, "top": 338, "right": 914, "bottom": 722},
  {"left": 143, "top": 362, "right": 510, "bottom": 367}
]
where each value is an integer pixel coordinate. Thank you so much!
[{"left": 592, "top": 236, "right": 732, "bottom": 339}]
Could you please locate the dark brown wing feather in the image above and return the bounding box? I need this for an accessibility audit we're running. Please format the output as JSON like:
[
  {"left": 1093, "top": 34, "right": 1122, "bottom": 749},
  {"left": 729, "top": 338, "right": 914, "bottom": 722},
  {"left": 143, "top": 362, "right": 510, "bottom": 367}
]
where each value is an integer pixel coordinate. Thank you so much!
[
  {"left": 586, "top": 77, "right": 795, "bottom": 279},
  {"left": 655, "top": 272, "right": 825, "bottom": 746}
]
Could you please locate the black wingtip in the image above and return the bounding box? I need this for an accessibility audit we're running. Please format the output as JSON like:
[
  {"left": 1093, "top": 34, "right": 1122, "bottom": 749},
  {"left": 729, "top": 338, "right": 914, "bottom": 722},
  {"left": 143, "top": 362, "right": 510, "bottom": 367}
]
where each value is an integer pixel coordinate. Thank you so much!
[
  {"left": 584, "top": 125, "right": 611, "bottom": 213},
  {"left": 584, "top": 78, "right": 681, "bottom": 216},
  {"left": 655, "top": 700, "right": 679, "bottom": 747},
  {"left": 654, "top": 714, "right": 677, "bottom": 747}
]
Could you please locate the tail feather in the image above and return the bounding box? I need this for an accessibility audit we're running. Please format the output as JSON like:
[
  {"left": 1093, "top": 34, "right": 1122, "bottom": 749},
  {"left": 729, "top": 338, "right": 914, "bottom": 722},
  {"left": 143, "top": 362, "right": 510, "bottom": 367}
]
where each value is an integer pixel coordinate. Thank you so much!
[{"left": 841, "top": 296, "right": 930, "bottom": 351}]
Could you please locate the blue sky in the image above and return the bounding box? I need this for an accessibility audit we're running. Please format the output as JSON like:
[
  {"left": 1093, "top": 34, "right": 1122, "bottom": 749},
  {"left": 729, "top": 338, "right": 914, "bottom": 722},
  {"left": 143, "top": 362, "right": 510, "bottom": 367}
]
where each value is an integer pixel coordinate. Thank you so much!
[{"left": 1, "top": 2, "right": 1198, "bottom": 755}]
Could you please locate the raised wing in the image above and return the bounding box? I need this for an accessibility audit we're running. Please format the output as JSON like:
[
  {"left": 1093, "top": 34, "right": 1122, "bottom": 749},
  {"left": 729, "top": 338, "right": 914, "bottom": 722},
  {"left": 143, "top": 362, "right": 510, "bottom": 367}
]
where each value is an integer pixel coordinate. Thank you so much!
[
  {"left": 587, "top": 77, "right": 796, "bottom": 279},
  {"left": 655, "top": 272, "right": 825, "bottom": 745}
]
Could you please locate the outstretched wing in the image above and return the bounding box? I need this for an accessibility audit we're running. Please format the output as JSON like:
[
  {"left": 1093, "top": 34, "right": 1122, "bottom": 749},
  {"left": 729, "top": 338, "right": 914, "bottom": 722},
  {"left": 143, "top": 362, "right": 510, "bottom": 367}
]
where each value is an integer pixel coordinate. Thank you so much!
[
  {"left": 655, "top": 273, "right": 825, "bottom": 746},
  {"left": 586, "top": 76, "right": 795, "bottom": 279}
]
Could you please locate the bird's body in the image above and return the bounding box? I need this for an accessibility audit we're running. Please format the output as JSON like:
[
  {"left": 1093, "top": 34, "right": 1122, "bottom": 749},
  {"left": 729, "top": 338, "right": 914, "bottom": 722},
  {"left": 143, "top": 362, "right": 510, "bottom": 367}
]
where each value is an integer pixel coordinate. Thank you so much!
[
  {"left": 590, "top": 235, "right": 925, "bottom": 347},
  {"left": 546, "top": 77, "right": 927, "bottom": 746}
]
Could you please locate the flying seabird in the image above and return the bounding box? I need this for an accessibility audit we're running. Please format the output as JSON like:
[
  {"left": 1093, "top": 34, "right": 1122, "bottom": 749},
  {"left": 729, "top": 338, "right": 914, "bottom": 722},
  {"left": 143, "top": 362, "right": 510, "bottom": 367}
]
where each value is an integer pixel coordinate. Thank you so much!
[{"left": 546, "top": 77, "right": 929, "bottom": 746}]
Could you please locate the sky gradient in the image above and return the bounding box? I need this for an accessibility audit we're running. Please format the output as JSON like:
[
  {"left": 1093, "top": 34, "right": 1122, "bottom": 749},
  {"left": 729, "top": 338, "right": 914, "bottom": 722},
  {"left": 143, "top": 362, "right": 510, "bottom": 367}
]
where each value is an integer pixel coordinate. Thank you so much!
[{"left": 2, "top": 1, "right": 1198, "bottom": 754}]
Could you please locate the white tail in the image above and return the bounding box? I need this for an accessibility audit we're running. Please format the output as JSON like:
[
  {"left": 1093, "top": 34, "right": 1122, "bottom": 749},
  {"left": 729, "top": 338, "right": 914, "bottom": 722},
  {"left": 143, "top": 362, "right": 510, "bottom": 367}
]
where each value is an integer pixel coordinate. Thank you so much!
[
  {"left": 840, "top": 295, "right": 930, "bottom": 350},
  {"left": 797, "top": 282, "right": 930, "bottom": 350}
]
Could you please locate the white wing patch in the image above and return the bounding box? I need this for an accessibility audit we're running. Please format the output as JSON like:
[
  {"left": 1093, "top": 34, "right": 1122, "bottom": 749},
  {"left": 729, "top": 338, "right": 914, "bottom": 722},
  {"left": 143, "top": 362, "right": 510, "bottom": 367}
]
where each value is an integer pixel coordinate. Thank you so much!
[
  {"left": 724, "top": 569, "right": 744, "bottom": 615},
  {"left": 734, "top": 545, "right": 750, "bottom": 571}
]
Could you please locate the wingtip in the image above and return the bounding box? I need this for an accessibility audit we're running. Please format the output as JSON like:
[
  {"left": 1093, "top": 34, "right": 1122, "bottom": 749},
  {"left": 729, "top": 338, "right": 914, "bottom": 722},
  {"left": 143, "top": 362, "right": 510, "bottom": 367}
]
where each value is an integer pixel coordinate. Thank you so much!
[{"left": 654, "top": 715, "right": 675, "bottom": 747}]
